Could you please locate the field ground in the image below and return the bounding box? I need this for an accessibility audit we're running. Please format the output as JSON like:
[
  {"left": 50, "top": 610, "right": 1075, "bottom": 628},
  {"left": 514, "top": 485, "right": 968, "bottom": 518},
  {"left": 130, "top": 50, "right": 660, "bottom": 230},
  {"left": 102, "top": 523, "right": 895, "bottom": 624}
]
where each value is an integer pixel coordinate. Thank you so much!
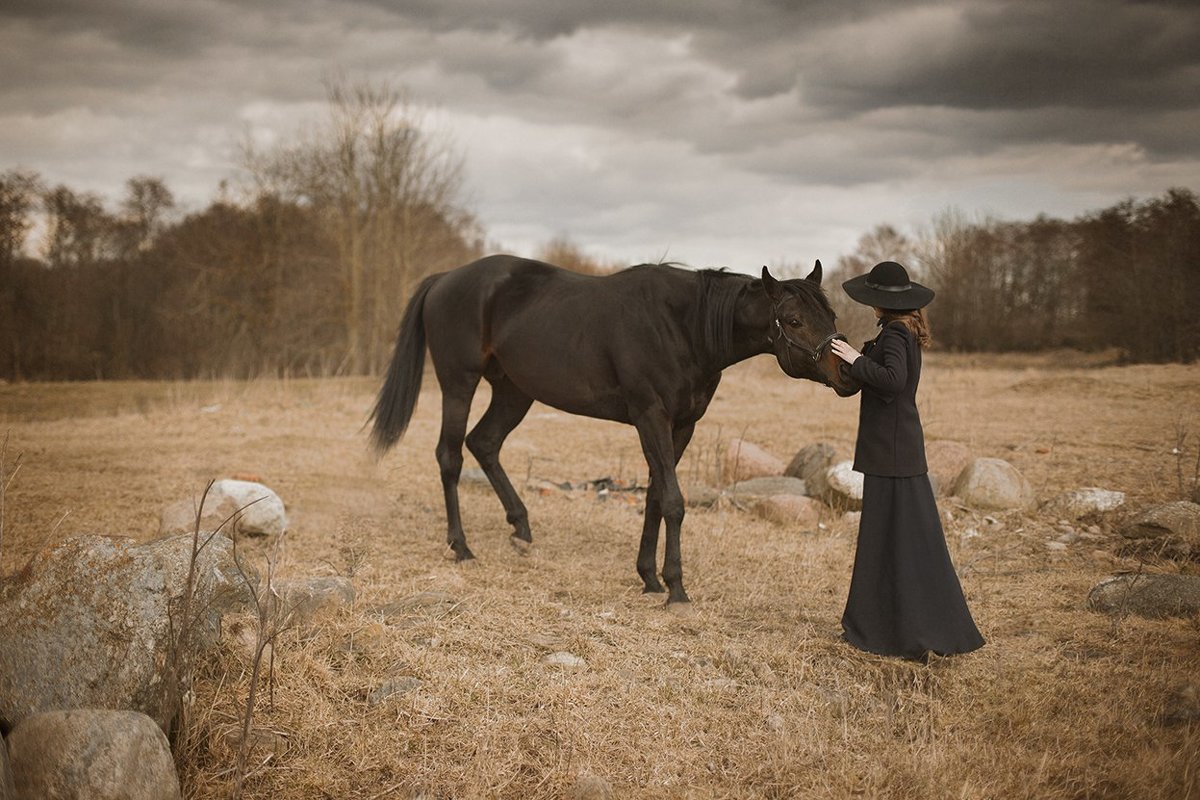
[{"left": 2, "top": 353, "right": 1198, "bottom": 799}]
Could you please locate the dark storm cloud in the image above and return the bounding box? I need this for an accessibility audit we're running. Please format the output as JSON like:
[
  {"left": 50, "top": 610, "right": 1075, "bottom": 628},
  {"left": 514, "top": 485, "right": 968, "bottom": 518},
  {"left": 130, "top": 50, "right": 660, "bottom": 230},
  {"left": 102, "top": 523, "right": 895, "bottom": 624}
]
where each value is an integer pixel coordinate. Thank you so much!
[{"left": 1, "top": 0, "right": 1197, "bottom": 263}]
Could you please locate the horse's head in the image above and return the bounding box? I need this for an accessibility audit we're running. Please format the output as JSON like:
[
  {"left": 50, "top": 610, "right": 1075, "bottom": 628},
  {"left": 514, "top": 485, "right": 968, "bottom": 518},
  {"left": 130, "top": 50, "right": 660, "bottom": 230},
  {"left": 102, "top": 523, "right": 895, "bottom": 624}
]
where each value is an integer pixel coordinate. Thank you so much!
[{"left": 760, "top": 262, "right": 860, "bottom": 396}]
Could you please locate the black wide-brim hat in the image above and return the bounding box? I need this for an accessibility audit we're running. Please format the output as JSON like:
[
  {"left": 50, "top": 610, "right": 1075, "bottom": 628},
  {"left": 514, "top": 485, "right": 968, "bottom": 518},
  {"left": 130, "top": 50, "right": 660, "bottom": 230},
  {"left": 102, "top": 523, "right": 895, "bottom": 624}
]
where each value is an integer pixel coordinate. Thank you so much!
[{"left": 842, "top": 261, "right": 934, "bottom": 310}]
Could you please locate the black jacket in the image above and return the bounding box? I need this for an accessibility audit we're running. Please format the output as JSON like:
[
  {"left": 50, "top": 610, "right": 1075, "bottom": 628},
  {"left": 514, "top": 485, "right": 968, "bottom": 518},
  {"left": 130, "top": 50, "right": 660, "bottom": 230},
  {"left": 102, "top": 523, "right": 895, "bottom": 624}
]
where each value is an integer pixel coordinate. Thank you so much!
[{"left": 848, "top": 321, "right": 928, "bottom": 477}]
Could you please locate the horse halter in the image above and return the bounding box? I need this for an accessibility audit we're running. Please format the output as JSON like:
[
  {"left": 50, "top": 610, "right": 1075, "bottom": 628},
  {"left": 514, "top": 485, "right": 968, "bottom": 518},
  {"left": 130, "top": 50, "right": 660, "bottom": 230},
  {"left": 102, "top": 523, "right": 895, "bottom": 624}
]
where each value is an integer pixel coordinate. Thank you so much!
[{"left": 767, "top": 300, "right": 847, "bottom": 362}]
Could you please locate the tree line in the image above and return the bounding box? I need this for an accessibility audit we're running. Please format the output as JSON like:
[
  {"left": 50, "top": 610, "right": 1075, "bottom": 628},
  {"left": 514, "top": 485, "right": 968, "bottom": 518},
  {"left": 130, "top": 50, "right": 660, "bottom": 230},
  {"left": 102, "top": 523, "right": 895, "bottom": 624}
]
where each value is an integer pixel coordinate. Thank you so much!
[
  {"left": 1, "top": 80, "right": 1195, "bottom": 380},
  {"left": 827, "top": 189, "right": 1198, "bottom": 363},
  {"left": 0, "top": 82, "right": 486, "bottom": 381}
]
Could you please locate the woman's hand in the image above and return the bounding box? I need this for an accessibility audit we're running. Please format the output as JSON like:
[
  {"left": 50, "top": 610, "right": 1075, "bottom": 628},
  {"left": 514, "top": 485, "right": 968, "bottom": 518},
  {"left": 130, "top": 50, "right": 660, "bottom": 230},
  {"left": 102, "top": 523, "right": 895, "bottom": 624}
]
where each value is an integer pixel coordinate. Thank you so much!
[{"left": 830, "top": 338, "right": 862, "bottom": 365}]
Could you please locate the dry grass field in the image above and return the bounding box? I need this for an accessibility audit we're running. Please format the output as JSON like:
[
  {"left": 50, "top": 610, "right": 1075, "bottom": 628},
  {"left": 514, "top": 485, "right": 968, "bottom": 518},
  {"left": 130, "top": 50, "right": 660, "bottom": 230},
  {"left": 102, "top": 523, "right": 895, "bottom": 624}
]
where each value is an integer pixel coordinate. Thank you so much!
[{"left": 2, "top": 352, "right": 1198, "bottom": 799}]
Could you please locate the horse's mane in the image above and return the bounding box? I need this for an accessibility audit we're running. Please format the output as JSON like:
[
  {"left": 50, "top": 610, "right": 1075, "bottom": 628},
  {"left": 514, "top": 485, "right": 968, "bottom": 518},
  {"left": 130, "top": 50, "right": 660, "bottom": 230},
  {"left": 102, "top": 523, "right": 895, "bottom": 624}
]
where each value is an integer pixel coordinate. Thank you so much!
[{"left": 695, "top": 268, "right": 752, "bottom": 366}]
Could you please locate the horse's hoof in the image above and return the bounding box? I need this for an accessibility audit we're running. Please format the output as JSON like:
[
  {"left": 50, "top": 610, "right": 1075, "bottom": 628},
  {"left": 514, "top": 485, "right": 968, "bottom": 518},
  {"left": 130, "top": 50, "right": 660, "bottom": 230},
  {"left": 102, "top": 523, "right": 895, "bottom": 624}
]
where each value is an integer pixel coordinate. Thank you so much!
[
  {"left": 510, "top": 535, "right": 533, "bottom": 556},
  {"left": 666, "top": 601, "right": 696, "bottom": 618},
  {"left": 443, "top": 545, "right": 476, "bottom": 563}
]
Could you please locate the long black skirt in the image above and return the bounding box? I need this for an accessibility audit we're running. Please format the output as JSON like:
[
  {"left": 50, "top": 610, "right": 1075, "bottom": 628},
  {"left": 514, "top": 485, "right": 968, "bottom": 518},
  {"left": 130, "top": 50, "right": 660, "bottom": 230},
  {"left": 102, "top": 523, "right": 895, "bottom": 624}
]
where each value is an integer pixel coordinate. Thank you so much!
[{"left": 841, "top": 473, "right": 984, "bottom": 660}]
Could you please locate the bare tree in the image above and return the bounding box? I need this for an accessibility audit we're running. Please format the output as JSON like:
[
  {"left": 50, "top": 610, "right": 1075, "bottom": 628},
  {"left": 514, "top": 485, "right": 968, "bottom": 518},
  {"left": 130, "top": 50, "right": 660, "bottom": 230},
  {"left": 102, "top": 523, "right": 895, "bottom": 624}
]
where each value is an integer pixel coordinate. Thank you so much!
[{"left": 245, "top": 78, "right": 478, "bottom": 374}]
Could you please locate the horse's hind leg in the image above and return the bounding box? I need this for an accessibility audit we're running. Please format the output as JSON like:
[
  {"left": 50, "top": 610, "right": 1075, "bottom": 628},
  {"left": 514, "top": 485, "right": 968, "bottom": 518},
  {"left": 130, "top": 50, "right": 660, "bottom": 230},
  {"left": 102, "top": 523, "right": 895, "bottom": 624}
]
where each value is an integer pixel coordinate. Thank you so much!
[
  {"left": 436, "top": 376, "right": 481, "bottom": 561},
  {"left": 465, "top": 375, "right": 535, "bottom": 553}
]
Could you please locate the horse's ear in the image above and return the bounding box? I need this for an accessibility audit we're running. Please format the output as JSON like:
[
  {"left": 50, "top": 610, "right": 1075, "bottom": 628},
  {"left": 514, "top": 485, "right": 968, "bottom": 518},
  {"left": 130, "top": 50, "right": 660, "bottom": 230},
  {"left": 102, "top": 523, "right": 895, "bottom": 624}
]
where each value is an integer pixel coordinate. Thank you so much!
[
  {"left": 761, "top": 266, "right": 782, "bottom": 300},
  {"left": 806, "top": 259, "right": 823, "bottom": 285}
]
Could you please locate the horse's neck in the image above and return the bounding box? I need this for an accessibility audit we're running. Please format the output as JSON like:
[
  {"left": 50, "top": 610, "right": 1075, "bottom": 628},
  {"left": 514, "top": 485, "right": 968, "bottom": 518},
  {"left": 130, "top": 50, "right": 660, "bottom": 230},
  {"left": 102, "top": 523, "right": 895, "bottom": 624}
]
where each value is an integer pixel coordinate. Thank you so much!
[{"left": 721, "top": 289, "right": 773, "bottom": 368}]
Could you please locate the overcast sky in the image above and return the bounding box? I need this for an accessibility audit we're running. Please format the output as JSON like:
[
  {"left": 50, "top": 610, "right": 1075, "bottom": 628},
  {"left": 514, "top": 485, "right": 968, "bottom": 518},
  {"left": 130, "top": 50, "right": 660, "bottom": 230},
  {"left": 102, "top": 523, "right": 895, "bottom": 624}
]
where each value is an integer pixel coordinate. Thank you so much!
[{"left": 2, "top": 0, "right": 1198, "bottom": 270}]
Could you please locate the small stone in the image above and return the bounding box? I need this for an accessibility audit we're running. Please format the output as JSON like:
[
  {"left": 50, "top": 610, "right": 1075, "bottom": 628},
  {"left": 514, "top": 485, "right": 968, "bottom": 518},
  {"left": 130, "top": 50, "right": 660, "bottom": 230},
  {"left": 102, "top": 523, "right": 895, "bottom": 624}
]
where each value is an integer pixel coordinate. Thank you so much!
[
  {"left": 1041, "top": 488, "right": 1126, "bottom": 519},
  {"left": 1087, "top": 573, "right": 1200, "bottom": 619},
  {"left": 684, "top": 483, "right": 721, "bottom": 508},
  {"left": 1120, "top": 501, "right": 1200, "bottom": 558},
  {"left": 1161, "top": 683, "right": 1200, "bottom": 727},
  {"left": 374, "top": 591, "right": 460, "bottom": 622},
  {"left": 754, "top": 661, "right": 779, "bottom": 687},
  {"left": 952, "top": 458, "right": 1036, "bottom": 511},
  {"left": 158, "top": 479, "right": 287, "bottom": 538},
  {"left": 765, "top": 713, "right": 785, "bottom": 732},
  {"left": 784, "top": 443, "right": 838, "bottom": 498},
  {"left": 728, "top": 476, "right": 807, "bottom": 499},
  {"left": 274, "top": 576, "right": 355, "bottom": 626},
  {"left": 825, "top": 461, "right": 865, "bottom": 511},
  {"left": 543, "top": 652, "right": 587, "bottom": 672},
  {"left": 568, "top": 771, "right": 614, "bottom": 800},
  {"left": 367, "top": 676, "right": 424, "bottom": 706},
  {"left": 1046, "top": 541, "right": 1068, "bottom": 551},
  {"left": 752, "top": 495, "right": 821, "bottom": 528}
]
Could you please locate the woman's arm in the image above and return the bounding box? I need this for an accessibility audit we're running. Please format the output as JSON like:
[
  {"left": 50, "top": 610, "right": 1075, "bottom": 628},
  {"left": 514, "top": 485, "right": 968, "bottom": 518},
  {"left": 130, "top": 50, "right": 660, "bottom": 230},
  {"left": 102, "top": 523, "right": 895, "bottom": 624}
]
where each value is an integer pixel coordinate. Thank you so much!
[{"left": 846, "top": 326, "right": 908, "bottom": 396}]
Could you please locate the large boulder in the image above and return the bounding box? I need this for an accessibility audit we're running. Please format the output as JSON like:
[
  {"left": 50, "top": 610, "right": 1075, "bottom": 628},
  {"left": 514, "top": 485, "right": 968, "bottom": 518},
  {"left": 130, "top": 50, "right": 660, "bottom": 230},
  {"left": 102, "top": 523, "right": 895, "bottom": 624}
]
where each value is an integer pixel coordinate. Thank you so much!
[
  {"left": 1041, "top": 488, "right": 1126, "bottom": 519},
  {"left": 925, "top": 440, "right": 972, "bottom": 497},
  {"left": 0, "top": 737, "right": 13, "bottom": 800},
  {"left": 722, "top": 439, "right": 785, "bottom": 484},
  {"left": 7, "top": 710, "right": 179, "bottom": 800},
  {"left": 825, "top": 461, "right": 865, "bottom": 511},
  {"left": 784, "top": 443, "right": 838, "bottom": 499},
  {"left": 159, "top": 478, "right": 287, "bottom": 538},
  {"left": 1120, "top": 501, "right": 1200, "bottom": 559},
  {"left": 952, "top": 458, "right": 1035, "bottom": 511},
  {"left": 0, "top": 532, "right": 257, "bottom": 732},
  {"left": 1087, "top": 573, "right": 1200, "bottom": 619}
]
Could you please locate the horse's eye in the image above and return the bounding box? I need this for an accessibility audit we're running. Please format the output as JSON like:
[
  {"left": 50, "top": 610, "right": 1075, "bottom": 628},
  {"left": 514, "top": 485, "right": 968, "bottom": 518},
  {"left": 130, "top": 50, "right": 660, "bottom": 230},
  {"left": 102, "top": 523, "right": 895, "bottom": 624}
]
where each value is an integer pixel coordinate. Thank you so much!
[{"left": 787, "top": 318, "right": 801, "bottom": 327}]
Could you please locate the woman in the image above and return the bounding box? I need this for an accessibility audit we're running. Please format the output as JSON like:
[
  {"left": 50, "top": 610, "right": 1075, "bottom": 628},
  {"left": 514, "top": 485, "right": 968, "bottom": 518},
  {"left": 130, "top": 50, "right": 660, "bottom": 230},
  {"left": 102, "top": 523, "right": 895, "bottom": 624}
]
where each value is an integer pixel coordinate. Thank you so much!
[{"left": 829, "top": 260, "right": 984, "bottom": 661}]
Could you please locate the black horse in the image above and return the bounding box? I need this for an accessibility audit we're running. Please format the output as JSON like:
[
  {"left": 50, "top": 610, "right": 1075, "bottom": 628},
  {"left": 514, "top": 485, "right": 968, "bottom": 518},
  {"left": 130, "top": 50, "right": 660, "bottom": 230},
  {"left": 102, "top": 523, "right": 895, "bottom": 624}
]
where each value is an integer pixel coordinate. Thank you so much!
[{"left": 370, "top": 254, "right": 857, "bottom": 607}]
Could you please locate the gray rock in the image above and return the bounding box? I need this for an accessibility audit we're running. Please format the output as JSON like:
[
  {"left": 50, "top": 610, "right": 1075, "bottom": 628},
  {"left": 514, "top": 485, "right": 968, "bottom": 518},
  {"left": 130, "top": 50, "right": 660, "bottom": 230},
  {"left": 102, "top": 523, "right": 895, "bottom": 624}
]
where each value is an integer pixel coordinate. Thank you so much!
[
  {"left": 683, "top": 483, "right": 721, "bottom": 509},
  {"left": 7, "top": 710, "right": 180, "bottom": 800},
  {"left": 925, "top": 440, "right": 973, "bottom": 497},
  {"left": 460, "top": 467, "right": 490, "bottom": 488},
  {"left": 0, "top": 736, "right": 13, "bottom": 800},
  {"left": 274, "top": 576, "right": 355, "bottom": 626},
  {"left": 159, "top": 479, "right": 287, "bottom": 538},
  {"left": 785, "top": 443, "right": 838, "bottom": 499},
  {"left": 0, "top": 532, "right": 257, "bottom": 732},
  {"left": 373, "top": 591, "right": 460, "bottom": 622},
  {"left": 367, "top": 676, "right": 425, "bottom": 706},
  {"left": 1041, "top": 488, "right": 1126, "bottom": 519},
  {"left": 1087, "top": 573, "right": 1200, "bottom": 619},
  {"left": 1121, "top": 501, "right": 1200, "bottom": 558},
  {"left": 728, "top": 476, "right": 807, "bottom": 499},
  {"left": 568, "top": 771, "right": 614, "bottom": 800},
  {"left": 752, "top": 495, "right": 822, "bottom": 528},
  {"left": 825, "top": 460, "right": 864, "bottom": 511},
  {"left": 952, "top": 458, "right": 1035, "bottom": 511},
  {"left": 1161, "top": 683, "right": 1200, "bottom": 727},
  {"left": 543, "top": 652, "right": 587, "bottom": 671}
]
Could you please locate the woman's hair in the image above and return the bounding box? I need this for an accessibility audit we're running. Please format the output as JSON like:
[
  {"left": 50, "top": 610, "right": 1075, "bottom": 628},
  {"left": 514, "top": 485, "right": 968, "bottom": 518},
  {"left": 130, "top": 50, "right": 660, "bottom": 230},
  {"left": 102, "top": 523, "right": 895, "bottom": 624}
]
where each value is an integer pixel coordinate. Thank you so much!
[{"left": 880, "top": 308, "right": 932, "bottom": 348}]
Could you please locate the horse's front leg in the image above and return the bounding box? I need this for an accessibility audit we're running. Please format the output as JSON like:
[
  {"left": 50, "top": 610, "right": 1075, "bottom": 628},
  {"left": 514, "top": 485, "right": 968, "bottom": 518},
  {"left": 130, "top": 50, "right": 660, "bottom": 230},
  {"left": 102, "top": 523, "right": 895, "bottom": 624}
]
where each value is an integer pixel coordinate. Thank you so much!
[
  {"left": 636, "top": 478, "right": 665, "bottom": 593},
  {"left": 634, "top": 415, "right": 693, "bottom": 606}
]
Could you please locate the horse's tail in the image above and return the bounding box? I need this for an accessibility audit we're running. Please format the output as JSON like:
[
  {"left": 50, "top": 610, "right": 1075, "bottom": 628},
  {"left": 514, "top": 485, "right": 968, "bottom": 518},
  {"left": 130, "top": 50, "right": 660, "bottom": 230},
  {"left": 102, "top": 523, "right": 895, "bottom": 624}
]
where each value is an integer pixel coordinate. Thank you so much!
[{"left": 369, "top": 273, "right": 442, "bottom": 457}]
